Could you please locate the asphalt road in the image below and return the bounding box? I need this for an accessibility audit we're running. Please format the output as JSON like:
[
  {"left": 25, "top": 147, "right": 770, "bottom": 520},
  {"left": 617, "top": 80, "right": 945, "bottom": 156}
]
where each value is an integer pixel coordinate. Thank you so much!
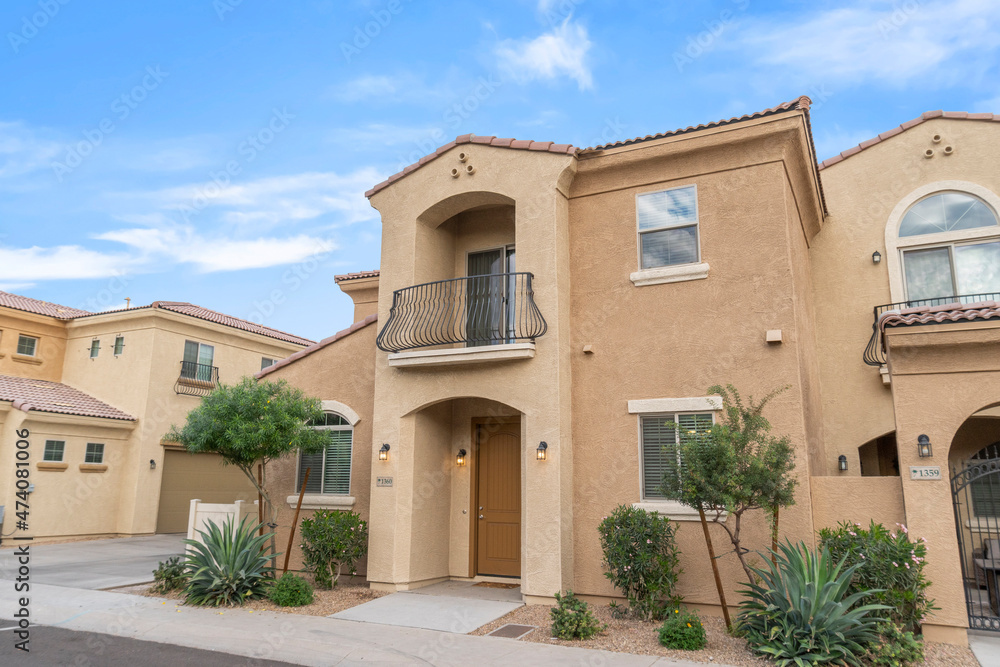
[{"left": 0, "top": 621, "right": 300, "bottom": 666}]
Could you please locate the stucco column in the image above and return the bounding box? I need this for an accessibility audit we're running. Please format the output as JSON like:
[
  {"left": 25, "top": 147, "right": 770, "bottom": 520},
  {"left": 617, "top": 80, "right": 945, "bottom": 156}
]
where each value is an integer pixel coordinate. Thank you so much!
[
  {"left": 0, "top": 407, "right": 30, "bottom": 538},
  {"left": 891, "top": 377, "right": 969, "bottom": 645}
]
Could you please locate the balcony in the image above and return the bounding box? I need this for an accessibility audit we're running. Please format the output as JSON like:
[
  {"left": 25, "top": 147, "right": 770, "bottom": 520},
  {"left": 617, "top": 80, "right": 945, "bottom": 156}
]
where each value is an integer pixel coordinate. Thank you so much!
[
  {"left": 376, "top": 272, "right": 547, "bottom": 366},
  {"left": 863, "top": 292, "right": 1000, "bottom": 366},
  {"left": 175, "top": 361, "right": 219, "bottom": 396}
]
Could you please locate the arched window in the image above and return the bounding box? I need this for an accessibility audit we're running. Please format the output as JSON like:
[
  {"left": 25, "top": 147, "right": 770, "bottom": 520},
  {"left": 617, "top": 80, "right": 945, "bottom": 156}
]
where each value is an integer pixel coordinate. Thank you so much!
[
  {"left": 897, "top": 192, "right": 1000, "bottom": 302},
  {"left": 298, "top": 412, "right": 353, "bottom": 495},
  {"left": 970, "top": 442, "right": 1000, "bottom": 517}
]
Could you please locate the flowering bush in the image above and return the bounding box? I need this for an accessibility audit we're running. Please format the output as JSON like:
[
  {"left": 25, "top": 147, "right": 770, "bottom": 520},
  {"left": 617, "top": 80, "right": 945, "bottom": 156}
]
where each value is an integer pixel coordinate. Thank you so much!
[
  {"left": 300, "top": 510, "right": 368, "bottom": 589},
  {"left": 818, "top": 520, "right": 936, "bottom": 632},
  {"left": 598, "top": 504, "right": 681, "bottom": 620},
  {"left": 658, "top": 607, "right": 707, "bottom": 650},
  {"left": 550, "top": 591, "right": 606, "bottom": 640}
]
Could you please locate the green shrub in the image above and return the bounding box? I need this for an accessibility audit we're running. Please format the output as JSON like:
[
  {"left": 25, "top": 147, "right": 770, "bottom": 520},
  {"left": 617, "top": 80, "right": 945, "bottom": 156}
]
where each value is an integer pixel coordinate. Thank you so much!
[
  {"left": 300, "top": 509, "right": 368, "bottom": 589},
  {"left": 867, "top": 622, "right": 924, "bottom": 666},
  {"left": 183, "top": 516, "right": 276, "bottom": 607},
  {"left": 738, "top": 540, "right": 888, "bottom": 666},
  {"left": 151, "top": 556, "right": 187, "bottom": 594},
  {"left": 819, "top": 520, "right": 935, "bottom": 633},
  {"left": 658, "top": 607, "right": 707, "bottom": 650},
  {"left": 550, "top": 591, "right": 606, "bottom": 640},
  {"left": 598, "top": 504, "right": 681, "bottom": 620},
  {"left": 267, "top": 572, "right": 314, "bottom": 607}
]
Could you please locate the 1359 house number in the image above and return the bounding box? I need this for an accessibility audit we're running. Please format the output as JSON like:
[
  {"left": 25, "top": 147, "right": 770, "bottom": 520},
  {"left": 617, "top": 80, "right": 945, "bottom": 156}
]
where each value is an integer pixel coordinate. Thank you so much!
[{"left": 910, "top": 466, "right": 942, "bottom": 481}]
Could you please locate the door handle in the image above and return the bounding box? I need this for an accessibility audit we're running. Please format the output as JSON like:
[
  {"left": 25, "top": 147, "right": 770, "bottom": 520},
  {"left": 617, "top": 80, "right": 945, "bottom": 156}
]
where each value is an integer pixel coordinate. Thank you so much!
[
  {"left": 479, "top": 514, "right": 484, "bottom": 520},
  {"left": 479, "top": 506, "right": 483, "bottom": 510}
]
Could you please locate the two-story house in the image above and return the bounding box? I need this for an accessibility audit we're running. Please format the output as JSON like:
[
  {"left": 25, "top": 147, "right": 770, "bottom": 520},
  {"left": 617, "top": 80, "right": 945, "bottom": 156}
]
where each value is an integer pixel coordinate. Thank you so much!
[
  {"left": 259, "top": 98, "right": 1000, "bottom": 646},
  {"left": 0, "top": 293, "right": 312, "bottom": 539}
]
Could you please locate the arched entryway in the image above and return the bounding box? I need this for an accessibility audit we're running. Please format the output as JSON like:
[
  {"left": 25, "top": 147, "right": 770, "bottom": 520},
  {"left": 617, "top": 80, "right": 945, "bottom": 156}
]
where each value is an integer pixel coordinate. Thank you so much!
[{"left": 950, "top": 405, "right": 1000, "bottom": 631}]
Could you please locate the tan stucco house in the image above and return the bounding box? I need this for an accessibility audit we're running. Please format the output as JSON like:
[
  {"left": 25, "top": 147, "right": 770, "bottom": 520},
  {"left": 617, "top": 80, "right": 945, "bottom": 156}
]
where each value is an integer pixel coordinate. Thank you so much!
[
  {"left": 258, "top": 98, "right": 1000, "bottom": 646},
  {"left": 0, "top": 293, "right": 312, "bottom": 539}
]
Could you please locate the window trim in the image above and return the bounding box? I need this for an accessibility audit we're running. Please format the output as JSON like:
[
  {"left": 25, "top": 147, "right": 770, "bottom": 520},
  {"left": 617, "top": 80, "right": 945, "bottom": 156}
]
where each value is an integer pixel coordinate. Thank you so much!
[
  {"left": 634, "top": 184, "right": 702, "bottom": 272},
  {"left": 297, "top": 411, "right": 354, "bottom": 497},
  {"left": 16, "top": 334, "right": 38, "bottom": 357},
  {"left": 85, "top": 442, "right": 105, "bottom": 464},
  {"left": 43, "top": 439, "right": 65, "bottom": 462},
  {"left": 885, "top": 182, "right": 1000, "bottom": 302},
  {"left": 113, "top": 335, "right": 125, "bottom": 356},
  {"left": 90, "top": 339, "right": 101, "bottom": 359},
  {"left": 630, "top": 397, "right": 723, "bottom": 521}
]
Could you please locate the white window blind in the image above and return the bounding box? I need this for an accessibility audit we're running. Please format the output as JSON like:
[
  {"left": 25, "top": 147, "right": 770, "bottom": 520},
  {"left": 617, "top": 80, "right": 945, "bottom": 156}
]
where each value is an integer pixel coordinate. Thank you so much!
[
  {"left": 298, "top": 412, "right": 353, "bottom": 495},
  {"left": 641, "top": 412, "right": 713, "bottom": 500}
]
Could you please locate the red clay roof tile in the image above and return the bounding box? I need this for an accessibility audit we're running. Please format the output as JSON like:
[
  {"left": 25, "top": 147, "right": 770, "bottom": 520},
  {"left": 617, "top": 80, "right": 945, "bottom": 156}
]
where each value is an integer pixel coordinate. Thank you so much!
[
  {"left": 334, "top": 270, "right": 380, "bottom": 282},
  {"left": 0, "top": 291, "right": 91, "bottom": 319},
  {"left": 256, "top": 314, "right": 378, "bottom": 379},
  {"left": 880, "top": 302, "right": 1000, "bottom": 332},
  {"left": 0, "top": 374, "right": 135, "bottom": 421},
  {"left": 818, "top": 110, "right": 1000, "bottom": 170}
]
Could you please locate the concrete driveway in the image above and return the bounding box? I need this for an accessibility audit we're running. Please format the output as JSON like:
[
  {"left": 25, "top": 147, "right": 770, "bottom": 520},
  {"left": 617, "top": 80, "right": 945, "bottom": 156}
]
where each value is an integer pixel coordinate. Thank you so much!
[{"left": 0, "top": 534, "right": 185, "bottom": 590}]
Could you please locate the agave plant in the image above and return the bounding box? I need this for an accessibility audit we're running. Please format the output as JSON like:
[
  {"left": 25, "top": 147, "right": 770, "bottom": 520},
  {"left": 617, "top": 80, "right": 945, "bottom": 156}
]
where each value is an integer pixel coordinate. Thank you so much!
[
  {"left": 183, "top": 516, "right": 277, "bottom": 607},
  {"left": 737, "top": 540, "right": 889, "bottom": 667}
]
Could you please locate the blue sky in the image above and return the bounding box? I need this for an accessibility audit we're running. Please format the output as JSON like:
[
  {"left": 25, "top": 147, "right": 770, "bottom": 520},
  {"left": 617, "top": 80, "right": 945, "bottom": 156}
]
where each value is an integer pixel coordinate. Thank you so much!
[{"left": 1, "top": 0, "right": 997, "bottom": 341}]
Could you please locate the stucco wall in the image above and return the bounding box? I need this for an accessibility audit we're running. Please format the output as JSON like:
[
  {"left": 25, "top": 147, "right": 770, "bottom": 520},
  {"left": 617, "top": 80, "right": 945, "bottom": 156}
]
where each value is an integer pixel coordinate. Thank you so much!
[
  {"left": 811, "top": 118, "right": 1000, "bottom": 476},
  {"left": 567, "top": 123, "right": 821, "bottom": 606},
  {"left": 810, "top": 476, "right": 905, "bottom": 530},
  {"left": 261, "top": 321, "right": 377, "bottom": 573},
  {"left": 0, "top": 309, "right": 68, "bottom": 382}
]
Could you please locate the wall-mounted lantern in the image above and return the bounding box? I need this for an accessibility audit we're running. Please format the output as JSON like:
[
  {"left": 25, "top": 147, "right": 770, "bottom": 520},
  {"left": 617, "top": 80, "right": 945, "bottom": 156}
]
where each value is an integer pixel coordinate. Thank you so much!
[
  {"left": 917, "top": 434, "right": 933, "bottom": 458},
  {"left": 872, "top": 251, "right": 882, "bottom": 264},
  {"left": 838, "top": 455, "right": 848, "bottom": 472},
  {"left": 149, "top": 459, "right": 156, "bottom": 470},
  {"left": 536, "top": 441, "right": 548, "bottom": 461},
  {"left": 456, "top": 449, "right": 467, "bottom": 466},
  {"left": 379, "top": 443, "right": 390, "bottom": 462}
]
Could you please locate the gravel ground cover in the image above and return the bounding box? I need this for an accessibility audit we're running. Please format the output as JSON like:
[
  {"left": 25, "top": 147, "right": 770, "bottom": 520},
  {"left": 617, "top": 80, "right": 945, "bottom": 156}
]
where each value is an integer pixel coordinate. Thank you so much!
[
  {"left": 471, "top": 603, "right": 981, "bottom": 667},
  {"left": 111, "top": 579, "right": 387, "bottom": 617}
]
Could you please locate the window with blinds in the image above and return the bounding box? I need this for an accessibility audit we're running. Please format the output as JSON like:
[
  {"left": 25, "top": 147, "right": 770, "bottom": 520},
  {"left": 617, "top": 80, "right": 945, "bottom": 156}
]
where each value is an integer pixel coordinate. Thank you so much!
[
  {"left": 970, "top": 442, "right": 1000, "bottom": 517},
  {"left": 298, "top": 412, "right": 353, "bottom": 495},
  {"left": 640, "top": 412, "right": 713, "bottom": 500},
  {"left": 636, "top": 185, "right": 700, "bottom": 270}
]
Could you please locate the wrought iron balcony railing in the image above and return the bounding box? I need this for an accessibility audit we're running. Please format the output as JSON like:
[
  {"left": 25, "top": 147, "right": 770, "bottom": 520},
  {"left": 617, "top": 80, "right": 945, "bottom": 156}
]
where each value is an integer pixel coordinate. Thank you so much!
[
  {"left": 376, "top": 272, "right": 547, "bottom": 353},
  {"left": 175, "top": 361, "right": 219, "bottom": 396},
  {"left": 863, "top": 292, "right": 1000, "bottom": 366}
]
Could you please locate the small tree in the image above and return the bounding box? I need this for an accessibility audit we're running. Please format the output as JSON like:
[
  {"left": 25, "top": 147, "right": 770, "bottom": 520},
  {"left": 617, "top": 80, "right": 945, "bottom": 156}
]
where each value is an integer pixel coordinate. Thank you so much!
[
  {"left": 300, "top": 510, "right": 369, "bottom": 588},
  {"left": 660, "top": 384, "right": 797, "bottom": 585},
  {"left": 165, "top": 377, "right": 329, "bottom": 550}
]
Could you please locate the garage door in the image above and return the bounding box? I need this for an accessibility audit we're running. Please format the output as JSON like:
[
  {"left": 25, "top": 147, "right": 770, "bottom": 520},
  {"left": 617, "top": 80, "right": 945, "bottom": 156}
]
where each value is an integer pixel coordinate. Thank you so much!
[{"left": 156, "top": 450, "right": 259, "bottom": 533}]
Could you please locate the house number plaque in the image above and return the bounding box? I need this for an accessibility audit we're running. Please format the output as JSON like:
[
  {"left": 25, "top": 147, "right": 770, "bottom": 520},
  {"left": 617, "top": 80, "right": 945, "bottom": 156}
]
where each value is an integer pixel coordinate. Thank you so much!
[
  {"left": 376, "top": 476, "right": 393, "bottom": 487},
  {"left": 909, "top": 466, "right": 941, "bottom": 481}
]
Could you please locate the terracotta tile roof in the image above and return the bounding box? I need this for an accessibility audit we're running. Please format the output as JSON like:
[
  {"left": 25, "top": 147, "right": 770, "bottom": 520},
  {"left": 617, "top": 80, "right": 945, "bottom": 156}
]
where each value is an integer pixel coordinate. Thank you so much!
[
  {"left": 256, "top": 314, "right": 377, "bottom": 379},
  {"left": 582, "top": 96, "right": 814, "bottom": 151},
  {"left": 818, "top": 111, "right": 1000, "bottom": 170},
  {"left": 364, "top": 134, "right": 577, "bottom": 198},
  {"left": 0, "top": 291, "right": 91, "bottom": 319},
  {"left": 879, "top": 300, "right": 1000, "bottom": 331},
  {"left": 72, "top": 300, "right": 314, "bottom": 346},
  {"left": 334, "top": 270, "right": 380, "bottom": 283},
  {"left": 0, "top": 374, "right": 135, "bottom": 421}
]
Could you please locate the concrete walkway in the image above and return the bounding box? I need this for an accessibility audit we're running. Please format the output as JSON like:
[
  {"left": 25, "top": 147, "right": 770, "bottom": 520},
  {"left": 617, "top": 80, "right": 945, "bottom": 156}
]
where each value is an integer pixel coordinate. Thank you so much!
[
  {"left": 0, "top": 580, "right": 731, "bottom": 666},
  {"left": 0, "top": 534, "right": 185, "bottom": 589},
  {"left": 331, "top": 581, "right": 523, "bottom": 633},
  {"left": 969, "top": 630, "right": 999, "bottom": 666}
]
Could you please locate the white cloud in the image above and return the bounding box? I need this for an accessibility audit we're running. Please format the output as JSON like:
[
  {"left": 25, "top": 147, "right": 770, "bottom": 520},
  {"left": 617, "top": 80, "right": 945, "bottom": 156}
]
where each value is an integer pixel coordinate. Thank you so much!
[
  {"left": 96, "top": 227, "right": 335, "bottom": 273},
  {"left": 113, "top": 168, "right": 382, "bottom": 229},
  {"left": 731, "top": 0, "right": 1000, "bottom": 86},
  {"left": 0, "top": 121, "right": 62, "bottom": 179},
  {"left": 327, "top": 123, "right": 442, "bottom": 147},
  {"left": 0, "top": 244, "right": 138, "bottom": 281},
  {"left": 495, "top": 18, "right": 594, "bottom": 90}
]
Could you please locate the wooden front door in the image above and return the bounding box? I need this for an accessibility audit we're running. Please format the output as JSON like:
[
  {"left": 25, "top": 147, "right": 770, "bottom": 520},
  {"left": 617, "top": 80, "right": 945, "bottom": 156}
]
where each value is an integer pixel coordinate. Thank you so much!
[{"left": 475, "top": 419, "right": 521, "bottom": 577}]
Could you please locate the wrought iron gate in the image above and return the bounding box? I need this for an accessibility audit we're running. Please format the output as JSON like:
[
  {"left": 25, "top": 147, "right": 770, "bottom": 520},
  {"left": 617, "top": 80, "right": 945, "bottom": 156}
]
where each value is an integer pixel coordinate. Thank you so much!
[{"left": 952, "top": 452, "right": 1000, "bottom": 632}]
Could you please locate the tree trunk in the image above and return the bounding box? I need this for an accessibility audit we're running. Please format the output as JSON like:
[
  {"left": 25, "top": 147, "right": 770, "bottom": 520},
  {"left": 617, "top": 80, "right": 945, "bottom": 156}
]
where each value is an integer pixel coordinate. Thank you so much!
[
  {"left": 770, "top": 505, "right": 780, "bottom": 567},
  {"left": 699, "top": 507, "right": 731, "bottom": 630},
  {"left": 716, "top": 510, "right": 757, "bottom": 585}
]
